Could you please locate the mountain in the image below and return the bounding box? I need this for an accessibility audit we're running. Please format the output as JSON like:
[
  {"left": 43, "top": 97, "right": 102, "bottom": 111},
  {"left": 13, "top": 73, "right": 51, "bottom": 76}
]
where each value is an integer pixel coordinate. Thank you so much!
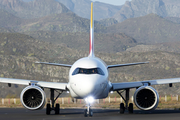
[
  {"left": 0, "top": 0, "right": 71, "bottom": 19},
  {"left": 0, "top": 9, "right": 23, "bottom": 28},
  {"left": 126, "top": 42, "right": 180, "bottom": 53},
  {"left": 165, "top": 17, "right": 180, "bottom": 24},
  {"left": 2, "top": 0, "right": 180, "bottom": 24},
  {"left": 24, "top": 31, "right": 137, "bottom": 53},
  {"left": 162, "top": 0, "right": 180, "bottom": 17},
  {"left": 8, "top": 0, "right": 122, "bottom": 20},
  {"left": 106, "top": 14, "right": 180, "bottom": 44},
  {"left": 0, "top": 32, "right": 79, "bottom": 97},
  {"left": 0, "top": 27, "right": 15, "bottom": 33},
  {"left": 1, "top": 0, "right": 180, "bottom": 97},
  {"left": 0, "top": 32, "right": 78, "bottom": 61},
  {"left": 21, "top": 0, "right": 33, "bottom": 2},
  {"left": 0, "top": 7, "right": 106, "bottom": 33},
  {"left": 15, "top": 12, "right": 106, "bottom": 32},
  {"left": 113, "top": 0, "right": 180, "bottom": 22},
  {"left": 98, "top": 18, "right": 118, "bottom": 27},
  {"left": 1, "top": 32, "right": 180, "bottom": 97},
  {"left": 56, "top": 0, "right": 122, "bottom": 20}
]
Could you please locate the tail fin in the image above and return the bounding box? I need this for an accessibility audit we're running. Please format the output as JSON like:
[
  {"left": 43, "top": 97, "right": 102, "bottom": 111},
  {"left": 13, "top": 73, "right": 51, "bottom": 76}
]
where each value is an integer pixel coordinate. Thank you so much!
[{"left": 88, "top": 2, "right": 95, "bottom": 57}]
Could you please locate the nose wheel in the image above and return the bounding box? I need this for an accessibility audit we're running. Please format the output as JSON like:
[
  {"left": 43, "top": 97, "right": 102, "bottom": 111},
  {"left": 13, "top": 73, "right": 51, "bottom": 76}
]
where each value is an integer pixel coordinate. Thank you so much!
[{"left": 84, "top": 104, "right": 93, "bottom": 117}]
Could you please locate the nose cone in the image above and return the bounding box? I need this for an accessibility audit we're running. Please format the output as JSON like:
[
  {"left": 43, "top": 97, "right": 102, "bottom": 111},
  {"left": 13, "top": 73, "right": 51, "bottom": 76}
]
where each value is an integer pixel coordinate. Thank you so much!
[{"left": 70, "top": 75, "right": 100, "bottom": 98}]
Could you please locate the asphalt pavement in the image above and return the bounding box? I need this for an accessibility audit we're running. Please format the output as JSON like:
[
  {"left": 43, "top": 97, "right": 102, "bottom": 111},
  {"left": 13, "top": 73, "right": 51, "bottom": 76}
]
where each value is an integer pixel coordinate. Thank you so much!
[{"left": 0, "top": 108, "right": 180, "bottom": 120}]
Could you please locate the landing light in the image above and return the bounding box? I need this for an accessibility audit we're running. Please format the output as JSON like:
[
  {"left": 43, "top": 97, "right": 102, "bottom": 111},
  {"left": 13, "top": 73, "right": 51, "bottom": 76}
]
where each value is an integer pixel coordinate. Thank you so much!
[{"left": 85, "top": 96, "right": 94, "bottom": 103}]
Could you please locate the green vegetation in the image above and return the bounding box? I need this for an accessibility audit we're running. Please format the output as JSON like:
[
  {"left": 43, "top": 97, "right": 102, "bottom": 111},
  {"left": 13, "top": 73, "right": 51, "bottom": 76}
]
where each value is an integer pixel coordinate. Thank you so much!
[
  {"left": 0, "top": 1, "right": 180, "bottom": 99},
  {"left": 0, "top": 33, "right": 180, "bottom": 97},
  {"left": 106, "top": 14, "right": 180, "bottom": 44},
  {"left": 1, "top": 97, "right": 180, "bottom": 110},
  {"left": 6, "top": 94, "right": 17, "bottom": 98},
  {"left": 24, "top": 31, "right": 137, "bottom": 53},
  {"left": 98, "top": 18, "right": 118, "bottom": 27}
]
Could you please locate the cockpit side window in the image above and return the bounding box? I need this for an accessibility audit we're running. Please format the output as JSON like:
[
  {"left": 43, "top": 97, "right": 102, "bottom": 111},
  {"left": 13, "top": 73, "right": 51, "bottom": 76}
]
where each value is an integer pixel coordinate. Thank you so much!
[{"left": 72, "top": 68, "right": 105, "bottom": 75}]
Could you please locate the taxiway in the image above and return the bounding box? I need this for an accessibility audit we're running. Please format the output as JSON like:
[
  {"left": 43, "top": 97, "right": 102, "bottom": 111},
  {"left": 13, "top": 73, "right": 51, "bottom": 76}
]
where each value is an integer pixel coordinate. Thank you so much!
[{"left": 0, "top": 108, "right": 180, "bottom": 120}]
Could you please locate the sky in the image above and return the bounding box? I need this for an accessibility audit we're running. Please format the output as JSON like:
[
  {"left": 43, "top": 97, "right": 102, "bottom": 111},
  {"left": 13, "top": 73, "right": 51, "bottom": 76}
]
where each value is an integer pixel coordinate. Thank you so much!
[
  {"left": 22, "top": 0, "right": 131, "bottom": 6},
  {"left": 91, "top": 0, "right": 131, "bottom": 6}
]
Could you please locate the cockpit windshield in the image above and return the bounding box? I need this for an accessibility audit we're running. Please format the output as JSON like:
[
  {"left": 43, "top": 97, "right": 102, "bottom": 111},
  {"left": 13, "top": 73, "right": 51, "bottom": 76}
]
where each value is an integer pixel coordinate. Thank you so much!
[{"left": 72, "top": 68, "right": 105, "bottom": 75}]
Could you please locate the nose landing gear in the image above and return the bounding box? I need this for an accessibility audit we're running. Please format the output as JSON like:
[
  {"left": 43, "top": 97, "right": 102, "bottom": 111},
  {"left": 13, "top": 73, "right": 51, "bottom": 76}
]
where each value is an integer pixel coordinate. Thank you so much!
[{"left": 84, "top": 104, "right": 93, "bottom": 117}]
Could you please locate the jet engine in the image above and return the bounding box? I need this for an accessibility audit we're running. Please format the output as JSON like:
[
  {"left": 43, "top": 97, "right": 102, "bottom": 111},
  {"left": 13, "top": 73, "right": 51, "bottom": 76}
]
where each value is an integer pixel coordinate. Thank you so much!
[
  {"left": 134, "top": 86, "right": 159, "bottom": 110},
  {"left": 20, "top": 86, "right": 46, "bottom": 110}
]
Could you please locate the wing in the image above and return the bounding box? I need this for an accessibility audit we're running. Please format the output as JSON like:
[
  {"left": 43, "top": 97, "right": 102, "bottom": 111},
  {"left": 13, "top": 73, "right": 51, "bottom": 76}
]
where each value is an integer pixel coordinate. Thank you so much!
[
  {"left": 112, "top": 78, "right": 180, "bottom": 91},
  {"left": 35, "top": 61, "right": 72, "bottom": 68},
  {"left": 107, "top": 62, "right": 149, "bottom": 69},
  {"left": 0, "top": 77, "right": 67, "bottom": 90}
]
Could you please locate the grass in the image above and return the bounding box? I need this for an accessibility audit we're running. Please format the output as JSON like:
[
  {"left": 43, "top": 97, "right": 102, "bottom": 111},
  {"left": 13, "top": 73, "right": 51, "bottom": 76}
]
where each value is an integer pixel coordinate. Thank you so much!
[{"left": 1, "top": 97, "right": 180, "bottom": 110}]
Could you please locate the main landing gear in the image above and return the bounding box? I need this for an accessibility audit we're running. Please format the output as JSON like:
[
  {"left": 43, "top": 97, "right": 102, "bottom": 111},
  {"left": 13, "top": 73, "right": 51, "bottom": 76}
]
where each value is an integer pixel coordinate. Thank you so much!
[
  {"left": 46, "top": 89, "right": 62, "bottom": 115},
  {"left": 84, "top": 103, "right": 93, "bottom": 117},
  {"left": 117, "top": 89, "right": 133, "bottom": 114}
]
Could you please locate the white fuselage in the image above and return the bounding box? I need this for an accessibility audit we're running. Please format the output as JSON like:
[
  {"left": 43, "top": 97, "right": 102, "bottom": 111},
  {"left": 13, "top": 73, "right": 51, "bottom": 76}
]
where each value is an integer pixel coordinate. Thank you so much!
[{"left": 67, "top": 57, "right": 111, "bottom": 99}]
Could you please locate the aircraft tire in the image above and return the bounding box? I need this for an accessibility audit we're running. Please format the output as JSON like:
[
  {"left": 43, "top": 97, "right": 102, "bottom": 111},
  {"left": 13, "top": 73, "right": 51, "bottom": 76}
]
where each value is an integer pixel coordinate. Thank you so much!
[
  {"left": 128, "top": 103, "right": 133, "bottom": 114},
  {"left": 89, "top": 109, "right": 93, "bottom": 117},
  {"left": 55, "top": 103, "right": 60, "bottom": 114},
  {"left": 84, "top": 109, "right": 88, "bottom": 117},
  {"left": 120, "top": 103, "right": 125, "bottom": 114},
  {"left": 46, "top": 103, "right": 51, "bottom": 115}
]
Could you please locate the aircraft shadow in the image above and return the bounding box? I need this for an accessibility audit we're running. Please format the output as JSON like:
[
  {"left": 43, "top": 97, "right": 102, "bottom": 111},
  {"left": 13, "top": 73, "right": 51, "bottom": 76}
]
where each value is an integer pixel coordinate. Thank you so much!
[
  {"left": 133, "top": 109, "right": 180, "bottom": 114},
  {"left": 46, "top": 108, "right": 180, "bottom": 116},
  {"left": 50, "top": 109, "right": 119, "bottom": 115},
  {"left": 56, "top": 109, "right": 180, "bottom": 115}
]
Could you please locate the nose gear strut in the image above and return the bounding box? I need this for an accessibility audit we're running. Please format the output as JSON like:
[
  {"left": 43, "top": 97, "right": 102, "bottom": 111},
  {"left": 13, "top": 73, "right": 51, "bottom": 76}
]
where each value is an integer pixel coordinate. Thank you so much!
[{"left": 84, "top": 103, "right": 93, "bottom": 117}]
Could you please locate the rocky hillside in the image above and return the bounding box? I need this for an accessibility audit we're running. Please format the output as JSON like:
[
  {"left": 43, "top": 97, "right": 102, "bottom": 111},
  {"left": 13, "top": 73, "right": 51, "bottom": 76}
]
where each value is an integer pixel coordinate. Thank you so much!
[
  {"left": 0, "top": 8, "right": 106, "bottom": 33},
  {"left": 98, "top": 18, "right": 118, "bottom": 27},
  {"left": 24, "top": 31, "right": 137, "bottom": 53},
  {"left": 113, "top": 0, "right": 180, "bottom": 22},
  {"left": 0, "top": 1, "right": 180, "bottom": 97},
  {"left": 0, "top": 27, "right": 15, "bottom": 33},
  {"left": 0, "top": 32, "right": 78, "bottom": 97},
  {"left": 1, "top": 0, "right": 121, "bottom": 20},
  {"left": 1, "top": 33, "right": 180, "bottom": 97},
  {"left": 126, "top": 42, "right": 180, "bottom": 53},
  {"left": 165, "top": 17, "right": 180, "bottom": 24},
  {"left": 2, "top": 0, "right": 180, "bottom": 24},
  {"left": 106, "top": 14, "right": 180, "bottom": 44},
  {"left": 0, "top": 0, "right": 71, "bottom": 19},
  {"left": 16, "top": 12, "right": 106, "bottom": 32},
  {"left": 56, "top": 0, "right": 122, "bottom": 20},
  {"left": 0, "top": 9, "right": 23, "bottom": 28}
]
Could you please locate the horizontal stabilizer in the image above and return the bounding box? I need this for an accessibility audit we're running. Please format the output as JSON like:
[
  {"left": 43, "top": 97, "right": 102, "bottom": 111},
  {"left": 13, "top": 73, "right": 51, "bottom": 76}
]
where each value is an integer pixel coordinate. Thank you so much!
[
  {"left": 107, "top": 62, "right": 149, "bottom": 69},
  {"left": 35, "top": 61, "right": 72, "bottom": 68}
]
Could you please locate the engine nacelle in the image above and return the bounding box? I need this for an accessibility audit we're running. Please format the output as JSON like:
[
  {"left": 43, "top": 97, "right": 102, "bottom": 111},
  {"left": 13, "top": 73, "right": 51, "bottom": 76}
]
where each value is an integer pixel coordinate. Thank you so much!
[
  {"left": 20, "top": 86, "right": 46, "bottom": 110},
  {"left": 134, "top": 86, "right": 159, "bottom": 111}
]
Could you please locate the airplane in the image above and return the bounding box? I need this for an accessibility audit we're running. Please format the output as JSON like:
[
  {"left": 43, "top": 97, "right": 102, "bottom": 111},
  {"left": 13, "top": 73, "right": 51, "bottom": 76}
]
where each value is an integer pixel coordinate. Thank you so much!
[{"left": 1, "top": 2, "right": 180, "bottom": 117}]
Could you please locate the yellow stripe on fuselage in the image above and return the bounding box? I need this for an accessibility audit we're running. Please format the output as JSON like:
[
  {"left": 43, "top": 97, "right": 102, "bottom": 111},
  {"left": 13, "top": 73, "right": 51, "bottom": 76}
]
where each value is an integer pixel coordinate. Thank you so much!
[{"left": 91, "top": 2, "right": 93, "bottom": 29}]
